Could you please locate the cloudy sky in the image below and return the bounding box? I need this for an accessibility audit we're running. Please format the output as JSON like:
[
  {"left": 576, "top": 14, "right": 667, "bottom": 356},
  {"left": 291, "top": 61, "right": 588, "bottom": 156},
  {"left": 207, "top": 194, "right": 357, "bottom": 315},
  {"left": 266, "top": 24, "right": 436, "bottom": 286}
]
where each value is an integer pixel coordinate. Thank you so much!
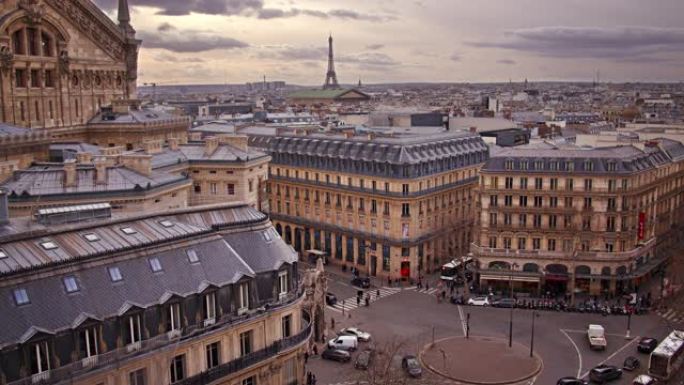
[{"left": 94, "top": 0, "right": 684, "bottom": 85}]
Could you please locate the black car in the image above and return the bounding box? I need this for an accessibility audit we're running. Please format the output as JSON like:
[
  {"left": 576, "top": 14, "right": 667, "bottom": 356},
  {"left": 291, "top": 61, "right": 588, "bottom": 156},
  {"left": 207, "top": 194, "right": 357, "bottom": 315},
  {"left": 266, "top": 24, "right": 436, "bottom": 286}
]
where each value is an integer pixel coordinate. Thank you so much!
[
  {"left": 321, "top": 348, "right": 351, "bottom": 363},
  {"left": 326, "top": 292, "right": 338, "bottom": 306},
  {"left": 637, "top": 337, "right": 658, "bottom": 354},
  {"left": 401, "top": 355, "right": 422, "bottom": 378},
  {"left": 623, "top": 356, "right": 640, "bottom": 371},
  {"left": 589, "top": 365, "right": 622, "bottom": 383},
  {"left": 492, "top": 298, "right": 517, "bottom": 308},
  {"left": 351, "top": 277, "right": 371, "bottom": 288},
  {"left": 557, "top": 377, "right": 588, "bottom": 385},
  {"left": 355, "top": 349, "right": 374, "bottom": 370}
]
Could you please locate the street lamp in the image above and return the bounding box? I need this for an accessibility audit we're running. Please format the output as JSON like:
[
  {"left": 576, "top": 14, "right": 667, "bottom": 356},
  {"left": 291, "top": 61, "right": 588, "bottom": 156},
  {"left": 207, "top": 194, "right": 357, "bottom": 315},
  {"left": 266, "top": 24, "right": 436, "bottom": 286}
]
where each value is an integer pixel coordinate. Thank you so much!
[{"left": 509, "top": 262, "right": 519, "bottom": 348}]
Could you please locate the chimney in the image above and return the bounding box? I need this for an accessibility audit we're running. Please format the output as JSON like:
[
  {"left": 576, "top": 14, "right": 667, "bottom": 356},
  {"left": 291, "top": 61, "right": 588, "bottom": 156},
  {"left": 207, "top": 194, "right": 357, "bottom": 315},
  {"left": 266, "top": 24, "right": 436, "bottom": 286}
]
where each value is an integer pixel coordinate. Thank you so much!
[
  {"left": 94, "top": 157, "right": 108, "bottom": 185},
  {"left": 189, "top": 132, "right": 202, "bottom": 141},
  {"left": 101, "top": 146, "right": 124, "bottom": 156},
  {"left": 218, "top": 134, "right": 249, "bottom": 152},
  {"left": 168, "top": 137, "right": 179, "bottom": 151},
  {"left": 204, "top": 136, "right": 219, "bottom": 156},
  {"left": 142, "top": 139, "right": 163, "bottom": 154},
  {"left": 111, "top": 99, "right": 131, "bottom": 114},
  {"left": 63, "top": 159, "right": 77, "bottom": 187},
  {"left": 344, "top": 131, "right": 354, "bottom": 139},
  {"left": 120, "top": 154, "right": 152, "bottom": 176},
  {"left": 367, "top": 133, "right": 376, "bottom": 141},
  {"left": 470, "top": 126, "right": 477, "bottom": 133},
  {"left": 76, "top": 152, "right": 93, "bottom": 164},
  {"left": 0, "top": 188, "right": 9, "bottom": 225}
]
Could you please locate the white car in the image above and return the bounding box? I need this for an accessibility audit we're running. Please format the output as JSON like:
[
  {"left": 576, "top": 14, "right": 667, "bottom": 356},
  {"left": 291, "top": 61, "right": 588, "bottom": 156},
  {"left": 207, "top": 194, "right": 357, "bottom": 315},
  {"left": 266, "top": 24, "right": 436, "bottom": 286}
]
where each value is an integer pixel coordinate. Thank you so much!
[
  {"left": 633, "top": 374, "right": 657, "bottom": 385},
  {"left": 327, "top": 335, "right": 358, "bottom": 351},
  {"left": 468, "top": 296, "right": 490, "bottom": 306},
  {"left": 339, "top": 327, "right": 371, "bottom": 342}
]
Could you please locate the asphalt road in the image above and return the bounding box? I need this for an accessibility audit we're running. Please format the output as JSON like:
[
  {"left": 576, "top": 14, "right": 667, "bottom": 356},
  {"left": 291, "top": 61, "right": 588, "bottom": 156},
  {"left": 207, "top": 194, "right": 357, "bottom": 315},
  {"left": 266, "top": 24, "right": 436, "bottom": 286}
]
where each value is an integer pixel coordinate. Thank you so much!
[{"left": 308, "top": 271, "right": 676, "bottom": 385}]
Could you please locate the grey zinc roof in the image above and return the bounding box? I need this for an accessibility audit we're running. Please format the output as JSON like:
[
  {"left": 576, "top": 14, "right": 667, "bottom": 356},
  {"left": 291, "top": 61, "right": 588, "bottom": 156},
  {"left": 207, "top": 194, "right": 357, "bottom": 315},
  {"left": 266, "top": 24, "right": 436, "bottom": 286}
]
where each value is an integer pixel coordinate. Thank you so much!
[
  {"left": 0, "top": 123, "right": 31, "bottom": 136},
  {"left": 1, "top": 164, "right": 187, "bottom": 197},
  {"left": 88, "top": 108, "right": 187, "bottom": 125},
  {"left": 179, "top": 143, "right": 268, "bottom": 162},
  {"left": 223, "top": 228, "right": 297, "bottom": 273},
  {"left": 0, "top": 237, "right": 255, "bottom": 348},
  {"left": 482, "top": 142, "right": 682, "bottom": 174}
]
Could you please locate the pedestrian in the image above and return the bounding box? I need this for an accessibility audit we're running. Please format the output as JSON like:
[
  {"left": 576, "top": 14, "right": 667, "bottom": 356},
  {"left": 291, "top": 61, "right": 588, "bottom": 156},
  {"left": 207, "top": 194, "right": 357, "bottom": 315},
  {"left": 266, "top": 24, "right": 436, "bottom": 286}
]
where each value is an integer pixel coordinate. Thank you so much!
[
  {"left": 331, "top": 317, "right": 335, "bottom": 330},
  {"left": 356, "top": 296, "right": 361, "bottom": 306},
  {"left": 388, "top": 276, "right": 392, "bottom": 286},
  {"left": 376, "top": 288, "right": 380, "bottom": 298},
  {"left": 304, "top": 351, "right": 309, "bottom": 364},
  {"left": 307, "top": 372, "right": 312, "bottom": 385},
  {"left": 312, "top": 374, "right": 317, "bottom": 385},
  {"left": 417, "top": 279, "right": 422, "bottom": 289},
  {"left": 365, "top": 295, "right": 370, "bottom": 307},
  {"left": 312, "top": 344, "right": 318, "bottom": 355},
  {"left": 425, "top": 281, "right": 429, "bottom": 291}
]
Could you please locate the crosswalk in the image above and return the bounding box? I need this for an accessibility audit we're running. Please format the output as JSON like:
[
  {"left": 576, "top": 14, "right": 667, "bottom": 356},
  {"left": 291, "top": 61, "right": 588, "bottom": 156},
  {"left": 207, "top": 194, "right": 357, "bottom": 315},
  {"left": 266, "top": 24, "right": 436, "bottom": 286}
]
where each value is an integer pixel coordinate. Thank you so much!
[
  {"left": 327, "top": 287, "right": 402, "bottom": 313},
  {"left": 413, "top": 287, "right": 441, "bottom": 296},
  {"left": 657, "top": 308, "right": 683, "bottom": 324}
]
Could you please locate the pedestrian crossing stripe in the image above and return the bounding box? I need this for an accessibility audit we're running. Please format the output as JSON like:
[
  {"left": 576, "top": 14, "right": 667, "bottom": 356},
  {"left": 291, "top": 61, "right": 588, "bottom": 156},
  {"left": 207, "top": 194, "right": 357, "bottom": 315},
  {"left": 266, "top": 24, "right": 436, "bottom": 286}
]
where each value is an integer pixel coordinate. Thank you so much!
[
  {"left": 657, "top": 308, "right": 683, "bottom": 323},
  {"left": 326, "top": 287, "right": 401, "bottom": 313},
  {"left": 414, "top": 287, "right": 441, "bottom": 296}
]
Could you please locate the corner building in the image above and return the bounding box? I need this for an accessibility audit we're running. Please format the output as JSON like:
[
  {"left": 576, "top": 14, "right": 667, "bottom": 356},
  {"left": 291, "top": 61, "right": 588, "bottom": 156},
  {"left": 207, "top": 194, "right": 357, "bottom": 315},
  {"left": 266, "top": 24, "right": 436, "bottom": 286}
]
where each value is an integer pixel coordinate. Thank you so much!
[
  {"left": 248, "top": 128, "right": 489, "bottom": 280},
  {"left": 473, "top": 139, "right": 684, "bottom": 297}
]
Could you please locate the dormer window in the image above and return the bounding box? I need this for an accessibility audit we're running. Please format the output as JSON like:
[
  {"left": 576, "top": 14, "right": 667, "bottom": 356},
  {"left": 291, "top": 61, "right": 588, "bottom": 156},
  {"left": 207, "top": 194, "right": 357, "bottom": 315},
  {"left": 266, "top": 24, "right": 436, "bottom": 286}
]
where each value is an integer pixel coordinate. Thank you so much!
[
  {"left": 121, "top": 227, "right": 137, "bottom": 235},
  {"left": 566, "top": 161, "right": 574, "bottom": 171},
  {"left": 13, "top": 288, "right": 30, "bottom": 305},
  {"left": 63, "top": 276, "right": 79, "bottom": 293},
  {"left": 29, "top": 341, "right": 51, "bottom": 375},
  {"left": 40, "top": 241, "right": 58, "bottom": 250},
  {"left": 166, "top": 303, "right": 182, "bottom": 332},
  {"left": 84, "top": 233, "right": 100, "bottom": 242},
  {"left": 504, "top": 160, "right": 514, "bottom": 170},
  {"left": 584, "top": 160, "right": 594, "bottom": 171},
  {"left": 108, "top": 267, "right": 123, "bottom": 282},
  {"left": 278, "top": 271, "right": 289, "bottom": 297},
  {"left": 607, "top": 161, "right": 617, "bottom": 172},
  {"left": 238, "top": 282, "right": 250, "bottom": 313},
  {"left": 203, "top": 292, "right": 217, "bottom": 325}
]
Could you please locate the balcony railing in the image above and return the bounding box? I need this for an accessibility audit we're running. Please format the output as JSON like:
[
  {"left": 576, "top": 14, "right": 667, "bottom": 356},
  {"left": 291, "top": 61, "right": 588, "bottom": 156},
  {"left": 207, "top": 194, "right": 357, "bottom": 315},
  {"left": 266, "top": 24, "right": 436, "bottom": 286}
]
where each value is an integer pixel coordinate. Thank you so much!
[
  {"left": 176, "top": 321, "right": 312, "bottom": 385},
  {"left": 7, "top": 293, "right": 303, "bottom": 385}
]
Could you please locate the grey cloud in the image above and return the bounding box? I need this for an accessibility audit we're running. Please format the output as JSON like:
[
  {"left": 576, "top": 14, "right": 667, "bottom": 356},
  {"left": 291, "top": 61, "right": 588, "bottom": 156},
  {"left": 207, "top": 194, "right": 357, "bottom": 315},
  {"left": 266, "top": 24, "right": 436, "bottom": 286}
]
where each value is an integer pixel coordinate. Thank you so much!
[
  {"left": 467, "top": 26, "right": 684, "bottom": 60},
  {"left": 157, "top": 22, "right": 175, "bottom": 32},
  {"left": 154, "top": 53, "right": 206, "bottom": 63},
  {"left": 139, "top": 28, "right": 249, "bottom": 52},
  {"left": 497, "top": 59, "right": 516, "bottom": 65},
  {"left": 257, "top": 46, "right": 399, "bottom": 66},
  {"left": 256, "top": 7, "right": 393, "bottom": 21},
  {"left": 366, "top": 44, "right": 385, "bottom": 50},
  {"left": 93, "top": 0, "right": 263, "bottom": 16}
]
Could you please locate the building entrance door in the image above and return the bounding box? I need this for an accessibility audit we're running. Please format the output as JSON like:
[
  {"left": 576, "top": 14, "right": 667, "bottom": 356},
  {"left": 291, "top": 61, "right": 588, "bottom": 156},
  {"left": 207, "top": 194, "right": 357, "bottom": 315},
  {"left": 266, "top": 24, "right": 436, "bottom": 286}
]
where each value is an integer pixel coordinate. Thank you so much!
[
  {"left": 401, "top": 261, "right": 411, "bottom": 279},
  {"left": 370, "top": 256, "right": 377, "bottom": 276}
]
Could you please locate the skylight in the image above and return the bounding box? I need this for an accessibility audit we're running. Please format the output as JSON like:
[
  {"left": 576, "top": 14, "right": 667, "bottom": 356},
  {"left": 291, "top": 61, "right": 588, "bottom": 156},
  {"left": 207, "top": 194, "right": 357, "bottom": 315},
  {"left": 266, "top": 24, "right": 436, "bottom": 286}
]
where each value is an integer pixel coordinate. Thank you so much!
[
  {"left": 0, "top": 248, "right": 7, "bottom": 259},
  {"left": 108, "top": 267, "right": 123, "bottom": 282},
  {"left": 84, "top": 233, "right": 100, "bottom": 242},
  {"left": 159, "top": 220, "right": 174, "bottom": 228},
  {"left": 186, "top": 249, "right": 200, "bottom": 264},
  {"left": 40, "top": 241, "right": 58, "bottom": 250},
  {"left": 149, "top": 257, "right": 163, "bottom": 272},
  {"left": 13, "top": 288, "right": 29, "bottom": 305},
  {"left": 121, "top": 227, "right": 137, "bottom": 235},
  {"left": 63, "top": 276, "right": 79, "bottom": 293},
  {"left": 262, "top": 230, "right": 272, "bottom": 242}
]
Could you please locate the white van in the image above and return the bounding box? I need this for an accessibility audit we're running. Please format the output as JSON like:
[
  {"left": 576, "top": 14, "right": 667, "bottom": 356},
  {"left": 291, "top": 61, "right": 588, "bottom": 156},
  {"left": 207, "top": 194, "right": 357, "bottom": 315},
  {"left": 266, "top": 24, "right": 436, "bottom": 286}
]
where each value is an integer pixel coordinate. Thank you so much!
[{"left": 328, "top": 335, "right": 358, "bottom": 351}]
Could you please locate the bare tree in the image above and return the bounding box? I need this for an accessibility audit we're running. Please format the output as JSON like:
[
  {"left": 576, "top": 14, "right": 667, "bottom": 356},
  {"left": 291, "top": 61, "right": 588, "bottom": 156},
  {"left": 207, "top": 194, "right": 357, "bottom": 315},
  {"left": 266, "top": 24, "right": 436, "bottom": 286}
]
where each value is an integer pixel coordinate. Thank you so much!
[{"left": 353, "top": 339, "right": 412, "bottom": 385}]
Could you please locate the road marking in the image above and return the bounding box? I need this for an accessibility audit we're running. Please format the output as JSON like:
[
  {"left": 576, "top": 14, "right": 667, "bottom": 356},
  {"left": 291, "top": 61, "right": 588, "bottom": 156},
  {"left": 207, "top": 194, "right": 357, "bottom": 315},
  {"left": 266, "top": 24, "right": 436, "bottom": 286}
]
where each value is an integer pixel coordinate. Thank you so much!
[
  {"left": 328, "top": 287, "right": 402, "bottom": 313},
  {"left": 457, "top": 305, "right": 467, "bottom": 336},
  {"left": 562, "top": 329, "right": 633, "bottom": 338},
  {"left": 579, "top": 336, "right": 640, "bottom": 379},
  {"left": 560, "top": 329, "right": 583, "bottom": 379}
]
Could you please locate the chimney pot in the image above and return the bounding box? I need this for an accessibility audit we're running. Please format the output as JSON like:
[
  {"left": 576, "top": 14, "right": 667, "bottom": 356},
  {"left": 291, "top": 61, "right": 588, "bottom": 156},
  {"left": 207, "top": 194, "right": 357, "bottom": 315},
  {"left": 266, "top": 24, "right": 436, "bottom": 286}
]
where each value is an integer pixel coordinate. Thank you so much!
[{"left": 63, "top": 159, "right": 77, "bottom": 187}]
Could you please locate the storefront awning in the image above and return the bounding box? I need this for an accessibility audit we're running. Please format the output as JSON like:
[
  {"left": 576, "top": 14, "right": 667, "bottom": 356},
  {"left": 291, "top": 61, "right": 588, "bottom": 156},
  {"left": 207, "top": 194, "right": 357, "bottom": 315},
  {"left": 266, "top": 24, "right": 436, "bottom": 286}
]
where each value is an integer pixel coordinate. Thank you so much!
[{"left": 480, "top": 274, "right": 540, "bottom": 283}]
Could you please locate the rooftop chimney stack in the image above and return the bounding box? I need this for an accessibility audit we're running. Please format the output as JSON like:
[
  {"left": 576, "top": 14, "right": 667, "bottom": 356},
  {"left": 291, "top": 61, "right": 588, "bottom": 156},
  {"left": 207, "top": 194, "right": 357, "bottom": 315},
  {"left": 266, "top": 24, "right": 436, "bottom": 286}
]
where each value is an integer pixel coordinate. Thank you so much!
[
  {"left": 76, "top": 152, "right": 93, "bottom": 164},
  {"left": 94, "top": 157, "right": 108, "bottom": 185},
  {"left": 0, "top": 188, "right": 9, "bottom": 225},
  {"left": 121, "top": 155, "right": 152, "bottom": 177},
  {"left": 63, "top": 159, "right": 77, "bottom": 188},
  {"left": 168, "top": 137, "right": 179, "bottom": 151},
  {"left": 204, "top": 136, "right": 219, "bottom": 156}
]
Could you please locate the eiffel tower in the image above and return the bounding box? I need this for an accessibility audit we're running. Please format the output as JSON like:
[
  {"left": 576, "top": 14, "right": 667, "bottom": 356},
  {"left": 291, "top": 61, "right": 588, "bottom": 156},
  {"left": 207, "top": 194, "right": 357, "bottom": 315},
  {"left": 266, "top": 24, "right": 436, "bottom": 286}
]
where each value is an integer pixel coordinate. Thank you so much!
[{"left": 323, "top": 35, "right": 340, "bottom": 90}]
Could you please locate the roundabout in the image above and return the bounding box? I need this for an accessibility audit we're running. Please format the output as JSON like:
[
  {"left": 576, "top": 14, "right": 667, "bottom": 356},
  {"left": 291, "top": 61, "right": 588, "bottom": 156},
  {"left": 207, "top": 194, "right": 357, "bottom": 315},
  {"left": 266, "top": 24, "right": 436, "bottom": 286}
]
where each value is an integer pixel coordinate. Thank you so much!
[{"left": 419, "top": 336, "right": 543, "bottom": 384}]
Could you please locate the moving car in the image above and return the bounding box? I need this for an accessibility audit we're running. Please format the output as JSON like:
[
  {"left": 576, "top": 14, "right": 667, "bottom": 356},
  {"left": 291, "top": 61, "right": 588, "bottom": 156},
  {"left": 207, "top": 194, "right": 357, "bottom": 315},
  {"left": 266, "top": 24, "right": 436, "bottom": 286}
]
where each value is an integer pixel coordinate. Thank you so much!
[
  {"left": 327, "top": 335, "right": 358, "bottom": 351},
  {"left": 401, "top": 355, "right": 422, "bottom": 378},
  {"left": 339, "top": 327, "right": 372, "bottom": 342},
  {"left": 632, "top": 374, "right": 657, "bottom": 385},
  {"left": 467, "top": 296, "right": 490, "bottom": 306},
  {"left": 322, "top": 348, "right": 351, "bottom": 363},
  {"left": 637, "top": 337, "right": 658, "bottom": 354},
  {"left": 326, "top": 292, "right": 338, "bottom": 306},
  {"left": 623, "top": 356, "right": 640, "bottom": 371},
  {"left": 355, "top": 349, "right": 374, "bottom": 370},
  {"left": 351, "top": 277, "right": 371, "bottom": 288},
  {"left": 557, "top": 377, "right": 588, "bottom": 385},
  {"left": 492, "top": 298, "right": 516, "bottom": 308},
  {"left": 587, "top": 324, "right": 607, "bottom": 351},
  {"left": 589, "top": 364, "right": 622, "bottom": 383}
]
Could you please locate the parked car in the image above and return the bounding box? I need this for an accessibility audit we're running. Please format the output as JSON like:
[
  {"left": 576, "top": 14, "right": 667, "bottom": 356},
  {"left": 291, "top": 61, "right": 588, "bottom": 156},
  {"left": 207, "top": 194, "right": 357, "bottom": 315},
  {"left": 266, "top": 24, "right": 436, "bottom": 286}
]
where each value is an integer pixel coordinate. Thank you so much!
[
  {"left": 351, "top": 277, "right": 371, "bottom": 288},
  {"left": 401, "top": 355, "right": 422, "bottom": 378},
  {"left": 339, "top": 327, "right": 372, "bottom": 342},
  {"left": 623, "top": 356, "right": 640, "bottom": 371},
  {"left": 321, "top": 348, "right": 351, "bottom": 363},
  {"left": 328, "top": 335, "right": 358, "bottom": 351},
  {"left": 468, "top": 296, "right": 490, "bottom": 306},
  {"left": 637, "top": 337, "right": 658, "bottom": 354},
  {"left": 326, "top": 292, "right": 338, "bottom": 306},
  {"left": 589, "top": 364, "right": 622, "bottom": 383},
  {"left": 587, "top": 324, "right": 607, "bottom": 351},
  {"left": 492, "top": 298, "right": 516, "bottom": 308},
  {"left": 557, "top": 377, "right": 588, "bottom": 385},
  {"left": 633, "top": 374, "right": 657, "bottom": 385},
  {"left": 355, "top": 349, "right": 374, "bottom": 370}
]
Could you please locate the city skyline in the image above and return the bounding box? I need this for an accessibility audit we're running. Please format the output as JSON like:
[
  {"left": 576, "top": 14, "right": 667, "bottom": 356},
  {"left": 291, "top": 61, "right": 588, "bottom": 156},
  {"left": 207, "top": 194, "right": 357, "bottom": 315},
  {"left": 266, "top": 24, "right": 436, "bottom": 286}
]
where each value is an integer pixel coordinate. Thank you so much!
[{"left": 93, "top": 0, "right": 684, "bottom": 85}]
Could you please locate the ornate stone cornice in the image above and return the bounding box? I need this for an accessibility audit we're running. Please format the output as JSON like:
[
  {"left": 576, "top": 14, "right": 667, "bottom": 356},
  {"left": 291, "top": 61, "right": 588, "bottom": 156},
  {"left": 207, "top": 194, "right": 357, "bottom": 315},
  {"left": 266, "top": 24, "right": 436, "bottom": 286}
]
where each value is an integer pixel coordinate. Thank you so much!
[{"left": 43, "top": 0, "right": 126, "bottom": 61}]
